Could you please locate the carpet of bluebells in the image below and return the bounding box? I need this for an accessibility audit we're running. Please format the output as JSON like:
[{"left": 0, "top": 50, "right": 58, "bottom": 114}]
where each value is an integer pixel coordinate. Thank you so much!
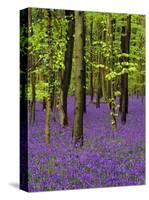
[{"left": 28, "top": 96, "right": 145, "bottom": 192}]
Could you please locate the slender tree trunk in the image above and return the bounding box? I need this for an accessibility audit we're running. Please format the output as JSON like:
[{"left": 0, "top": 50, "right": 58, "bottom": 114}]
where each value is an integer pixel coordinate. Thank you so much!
[
  {"left": 96, "top": 23, "right": 102, "bottom": 108},
  {"left": 90, "top": 18, "right": 94, "bottom": 102},
  {"left": 82, "top": 15, "right": 86, "bottom": 112},
  {"left": 120, "top": 74, "right": 127, "bottom": 123},
  {"left": 120, "top": 26, "right": 125, "bottom": 116},
  {"left": 107, "top": 80, "right": 112, "bottom": 109},
  {"left": 72, "top": 11, "right": 84, "bottom": 146},
  {"left": 45, "top": 96, "right": 50, "bottom": 143},
  {"left": 58, "top": 69, "right": 66, "bottom": 128},
  {"left": 61, "top": 11, "right": 75, "bottom": 126},
  {"left": 109, "top": 15, "right": 117, "bottom": 131},
  {"left": 28, "top": 8, "right": 36, "bottom": 125},
  {"left": 45, "top": 10, "right": 53, "bottom": 143},
  {"left": 120, "top": 15, "right": 131, "bottom": 124},
  {"left": 50, "top": 71, "right": 55, "bottom": 111},
  {"left": 43, "top": 96, "right": 46, "bottom": 110},
  {"left": 101, "top": 68, "right": 106, "bottom": 102},
  {"left": 96, "top": 67, "right": 101, "bottom": 108},
  {"left": 101, "top": 29, "right": 107, "bottom": 102},
  {"left": 60, "top": 11, "right": 75, "bottom": 125},
  {"left": 53, "top": 94, "right": 57, "bottom": 122},
  {"left": 42, "top": 69, "right": 47, "bottom": 110},
  {"left": 106, "top": 18, "right": 112, "bottom": 110}
]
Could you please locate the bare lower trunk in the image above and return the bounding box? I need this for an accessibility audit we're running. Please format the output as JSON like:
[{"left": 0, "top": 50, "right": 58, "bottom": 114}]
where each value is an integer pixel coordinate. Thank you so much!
[
  {"left": 96, "top": 67, "right": 101, "bottom": 108},
  {"left": 82, "top": 15, "right": 86, "bottom": 113},
  {"left": 45, "top": 10, "right": 53, "bottom": 143},
  {"left": 90, "top": 18, "right": 94, "bottom": 103},
  {"left": 61, "top": 11, "right": 75, "bottom": 126},
  {"left": 72, "top": 11, "right": 84, "bottom": 146},
  {"left": 120, "top": 15, "right": 131, "bottom": 124},
  {"left": 45, "top": 97, "right": 50, "bottom": 143}
]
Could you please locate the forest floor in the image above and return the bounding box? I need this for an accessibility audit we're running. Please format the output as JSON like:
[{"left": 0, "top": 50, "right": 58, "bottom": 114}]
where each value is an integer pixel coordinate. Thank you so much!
[{"left": 28, "top": 96, "right": 145, "bottom": 192}]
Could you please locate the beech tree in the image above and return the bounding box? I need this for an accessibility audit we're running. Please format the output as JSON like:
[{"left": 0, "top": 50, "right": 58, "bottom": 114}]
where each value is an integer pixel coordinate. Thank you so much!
[
  {"left": 61, "top": 10, "right": 75, "bottom": 125},
  {"left": 28, "top": 8, "right": 36, "bottom": 125},
  {"left": 90, "top": 18, "right": 94, "bottom": 102},
  {"left": 72, "top": 11, "right": 84, "bottom": 146},
  {"left": 82, "top": 15, "right": 86, "bottom": 113},
  {"left": 120, "top": 15, "right": 131, "bottom": 124},
  {"left": 45, "top": 10, "right": 53, "bottom": 143}
]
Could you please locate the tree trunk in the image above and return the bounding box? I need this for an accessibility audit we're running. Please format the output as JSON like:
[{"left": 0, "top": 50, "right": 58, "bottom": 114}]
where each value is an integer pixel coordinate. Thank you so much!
[
  {"left": 43, "top": 96, "right": 46, "bottom": 110},
  {"left": 101, "top": 29, "right": 107, "bottom": 102},
  {"left": 120, "top": 15, "right": 131, "bottom": 124},
  {"left": 50, "top": 71, "right": 55, "bottom": 111},
  {"left": 61, "top": 11, "right": 75, "bottom": 126},
  {"left": 45, "top": 10, "right": 53, "bottom": 143},
  {"left": 96, "top": 67, "right": 101, "bottom": 108},
  {"left": 107, "top": 80, "right": 112, "bottom": 110},
  {"left": 96, "top": 23, "right": 102, "bottom": 108},
  {"left": 120, "top": 74, "right": 127, "bottom": 123},
  {"left": 90, "top": 18, "right": 94, "bottom": 103},
  {"left": 72, "top": 11, "right": 84, "bottom": 146},
  {"left": 109, "top": 15, "right": 117, "bottom": 131},
  {"left": 101, "top": 68, "right": 106, "bottom": 102},
  {"left": 106, "top": 18, "right": 112, "bottom": 110},
  {"left": 45, "top": 96, "right": 50, "bottom": 143},
  {"left": 28, "top": 8, "right": 36, "bottom": 125},
  {"left": 82, "top": 15, "right": 86, "bottom": 112}
]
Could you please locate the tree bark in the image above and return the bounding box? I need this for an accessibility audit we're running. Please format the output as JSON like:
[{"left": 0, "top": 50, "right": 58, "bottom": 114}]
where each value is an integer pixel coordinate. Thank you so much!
[
  {"left": 107, "top": 18, "right": 112, "bottom": 110},
  {"left": 45, "top": 96, "right": 50, "bottom": 143},
  {"left": 90, "top": 18, "right": 94, "bottom": 103},
  {"left": 109, "top": 15, "right": 117, "bottom": 131},
  {"left": 72, "top": 11, "right": 84, "bottom": 146},
  {"left": 82, "top": 15, "right": 86, "bottom": 112},
  {"left": 96, "top": 67, "right": 101, "bottom": 108},
  {"left": 96, "top": 23, "right": 102, "bottom": 108},
  {"left": 101, "top": 29, "right": 107, "bottom": 102},
  {"left": 28, "top": 8, "right": 36, "bottom": 125},
  {"left": 61, "top": 11, "right": 75, "bottom": 126},
  {"left": 45, "top": 10, "right": 53, "bottom": 143},
  {"left": 120, "top": 15, "right": 131, "bottom": 124},
  {"left": 50, "top": 71, "right": 55, "bottom": 111}
]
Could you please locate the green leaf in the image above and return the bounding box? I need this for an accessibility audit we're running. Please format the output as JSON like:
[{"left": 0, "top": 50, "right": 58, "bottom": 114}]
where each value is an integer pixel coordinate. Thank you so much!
[
  {"left": 114, "top": 91, "right": 121, "bottom": 96},
  {"left": 105, "top": 71, "right": 118, "bottom": 80},
  {"left": 94, "top": 64, "right": 105, "bottom": 68}
]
